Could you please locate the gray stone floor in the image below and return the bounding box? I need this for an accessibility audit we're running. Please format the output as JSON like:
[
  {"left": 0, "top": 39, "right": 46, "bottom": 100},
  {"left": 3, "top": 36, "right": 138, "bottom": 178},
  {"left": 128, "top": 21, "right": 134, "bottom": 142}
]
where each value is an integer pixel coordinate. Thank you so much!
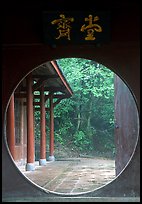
[{"left": 18, "top": 157, "right": 116, "bottom": 195}]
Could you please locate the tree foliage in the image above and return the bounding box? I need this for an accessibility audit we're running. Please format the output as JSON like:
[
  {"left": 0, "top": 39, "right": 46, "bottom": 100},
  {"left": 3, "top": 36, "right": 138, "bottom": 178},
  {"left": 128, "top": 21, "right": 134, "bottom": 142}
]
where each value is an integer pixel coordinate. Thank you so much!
[{"left": 34, "top": 58, "right": 115, "bottom": 158}]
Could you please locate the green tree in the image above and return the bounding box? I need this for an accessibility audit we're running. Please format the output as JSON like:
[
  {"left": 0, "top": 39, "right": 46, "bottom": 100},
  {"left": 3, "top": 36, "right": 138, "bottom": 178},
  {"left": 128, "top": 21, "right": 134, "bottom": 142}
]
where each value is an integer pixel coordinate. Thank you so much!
[
  {"left": 55, "top": 58, "right": 115, "bottom": 156},
  {"left": 34, "top": 58, "right": 115, "bottom": 158}
]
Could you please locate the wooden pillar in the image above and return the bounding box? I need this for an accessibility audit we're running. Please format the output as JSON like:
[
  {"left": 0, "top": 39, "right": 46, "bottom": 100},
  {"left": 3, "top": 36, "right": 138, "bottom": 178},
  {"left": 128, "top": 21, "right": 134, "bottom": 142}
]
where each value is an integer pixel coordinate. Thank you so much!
[
  {"left": 26, "top": 74, "right": 35, "bottom": 171},
  {"left": 20, "top": 99, "right": 25, "bottom": 165},
  {"left": 48, "top": 94, "right": 55, "bottom": 161},
  {"left": 39, "top": 85, "right": 46, "bottom": 165},
  {"left": 7, "top": 94, "right": 15, "bottom": 160}
]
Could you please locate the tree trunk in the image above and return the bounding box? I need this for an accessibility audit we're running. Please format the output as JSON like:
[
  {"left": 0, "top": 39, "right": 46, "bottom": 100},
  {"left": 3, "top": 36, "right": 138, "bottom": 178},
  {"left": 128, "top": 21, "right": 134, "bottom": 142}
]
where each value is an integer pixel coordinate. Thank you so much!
[
  {"left": 76, "top": 106, "right": 81, "bottom": 132},
  {"left": 86, "top": 93, "right": 93, "bottom": 130}
]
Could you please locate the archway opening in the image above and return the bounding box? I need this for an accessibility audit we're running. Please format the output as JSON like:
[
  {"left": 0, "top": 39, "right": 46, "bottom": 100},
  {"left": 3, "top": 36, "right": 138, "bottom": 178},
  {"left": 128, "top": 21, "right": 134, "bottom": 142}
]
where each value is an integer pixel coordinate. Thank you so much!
[{"left": 5, "top": 57, "right": 139, "bottom": 195}]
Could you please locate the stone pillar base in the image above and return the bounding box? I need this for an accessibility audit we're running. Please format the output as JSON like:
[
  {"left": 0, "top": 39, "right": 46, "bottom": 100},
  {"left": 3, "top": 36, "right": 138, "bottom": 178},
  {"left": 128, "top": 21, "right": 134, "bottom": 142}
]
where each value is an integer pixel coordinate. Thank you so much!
[
  {"left": 26, "top": 163, "right": 35, "bottom": 171},
  {"left": 48, "top": 155, "right": 55, "bottom": 161},
  {"left": 39, "top": 159, "right": 47, "bottom": 166}
]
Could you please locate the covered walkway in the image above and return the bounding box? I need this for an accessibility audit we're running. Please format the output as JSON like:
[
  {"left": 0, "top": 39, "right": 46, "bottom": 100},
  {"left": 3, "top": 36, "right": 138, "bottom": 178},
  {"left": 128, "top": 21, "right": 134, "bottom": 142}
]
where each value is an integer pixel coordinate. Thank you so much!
[{"left": 6, "top": 60, "right": 73, "bottom": 170}]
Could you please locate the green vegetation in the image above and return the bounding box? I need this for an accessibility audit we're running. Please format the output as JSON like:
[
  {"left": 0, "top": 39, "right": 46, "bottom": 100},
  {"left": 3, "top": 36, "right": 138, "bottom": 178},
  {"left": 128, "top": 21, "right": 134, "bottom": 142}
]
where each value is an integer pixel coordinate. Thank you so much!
[{"left": 34, "top": 58, "right": 115, "bottom": 159}]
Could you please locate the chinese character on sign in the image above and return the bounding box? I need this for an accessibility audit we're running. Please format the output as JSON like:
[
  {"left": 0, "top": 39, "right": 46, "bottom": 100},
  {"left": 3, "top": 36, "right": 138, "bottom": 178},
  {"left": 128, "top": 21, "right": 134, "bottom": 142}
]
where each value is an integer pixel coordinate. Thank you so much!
[
  {"left": 51, "top": 14, "right": 74, "bottom": 40},
  {"left": 80, "top": 15, "right": 102, "bottom": 40}
]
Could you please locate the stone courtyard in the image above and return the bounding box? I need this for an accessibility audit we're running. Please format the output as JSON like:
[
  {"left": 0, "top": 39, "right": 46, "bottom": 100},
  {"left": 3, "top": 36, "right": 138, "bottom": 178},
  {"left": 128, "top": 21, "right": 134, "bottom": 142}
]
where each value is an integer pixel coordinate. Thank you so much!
[{"left": 18, "top": 157, "right": 116, "bottom": 195}]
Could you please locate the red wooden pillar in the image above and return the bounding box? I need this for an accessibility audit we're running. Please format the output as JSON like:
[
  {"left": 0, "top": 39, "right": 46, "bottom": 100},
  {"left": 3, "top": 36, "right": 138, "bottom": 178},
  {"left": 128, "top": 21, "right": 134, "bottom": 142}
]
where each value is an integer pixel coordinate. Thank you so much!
[
  {"left": 39, "top": 85, "right": 47, "bottom": 165},
  {"left": 48, "top": 94, "right": 55, "bottom": 161},
  {"left": 20, "top": 99, "right": 25, "bottom": 165},
  {"left": 7, "top": 94, "right": 15, "bottom": 160},
  {"left": 26, "top": 74, "right": 35, "bottom": 171}
]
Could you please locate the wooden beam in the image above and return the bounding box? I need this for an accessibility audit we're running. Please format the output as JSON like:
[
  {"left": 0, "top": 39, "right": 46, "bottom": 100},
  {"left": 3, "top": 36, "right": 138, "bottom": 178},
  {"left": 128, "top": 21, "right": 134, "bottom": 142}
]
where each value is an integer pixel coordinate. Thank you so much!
[
  {"left": 32, "top": 74, "right": 59, "bottom": 79},
  {"left": 19, "top": 86, "right": 65, "bottom": 93},
  {"left": 50, "top": 61, "right": 73, "bottom": 96},
  {"left": 44, "top": 94, "right": 69, "bottom": 101},
  {"left": 23, "top": 94, "right": 68, "bottom": 106},
  {"left": 35, "top": 107, "right": 50, "bottom": 111},
  {"left": 32, "top": 75, "right": 59, "bottom": 91},
  {"left": 32, "top": 78, "right": 47, "bottom": 91},
  {"left": 53, "top": 98, "right": 62, "bottom": 108}
]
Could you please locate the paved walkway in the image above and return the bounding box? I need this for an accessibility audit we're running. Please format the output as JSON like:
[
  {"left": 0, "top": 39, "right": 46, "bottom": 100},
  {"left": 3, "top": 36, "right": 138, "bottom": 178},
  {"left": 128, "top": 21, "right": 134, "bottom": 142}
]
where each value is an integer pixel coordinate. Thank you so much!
[{"left": 18, "top": 157, "right": 115, "bottom": 195}]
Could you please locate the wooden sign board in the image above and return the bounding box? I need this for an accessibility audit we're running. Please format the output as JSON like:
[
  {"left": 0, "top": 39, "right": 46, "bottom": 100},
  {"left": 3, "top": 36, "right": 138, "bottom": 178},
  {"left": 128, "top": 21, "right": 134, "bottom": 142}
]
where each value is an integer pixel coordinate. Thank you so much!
[{"left": 42, "top": 11, "right": 110, "bottom": 46}]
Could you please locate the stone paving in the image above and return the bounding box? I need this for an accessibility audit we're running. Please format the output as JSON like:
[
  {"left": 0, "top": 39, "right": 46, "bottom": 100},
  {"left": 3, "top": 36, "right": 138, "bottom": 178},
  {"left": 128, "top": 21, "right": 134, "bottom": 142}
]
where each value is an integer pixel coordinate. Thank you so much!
[{"left": 18, "top": 157, "right": 116, "bottom": 195}]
